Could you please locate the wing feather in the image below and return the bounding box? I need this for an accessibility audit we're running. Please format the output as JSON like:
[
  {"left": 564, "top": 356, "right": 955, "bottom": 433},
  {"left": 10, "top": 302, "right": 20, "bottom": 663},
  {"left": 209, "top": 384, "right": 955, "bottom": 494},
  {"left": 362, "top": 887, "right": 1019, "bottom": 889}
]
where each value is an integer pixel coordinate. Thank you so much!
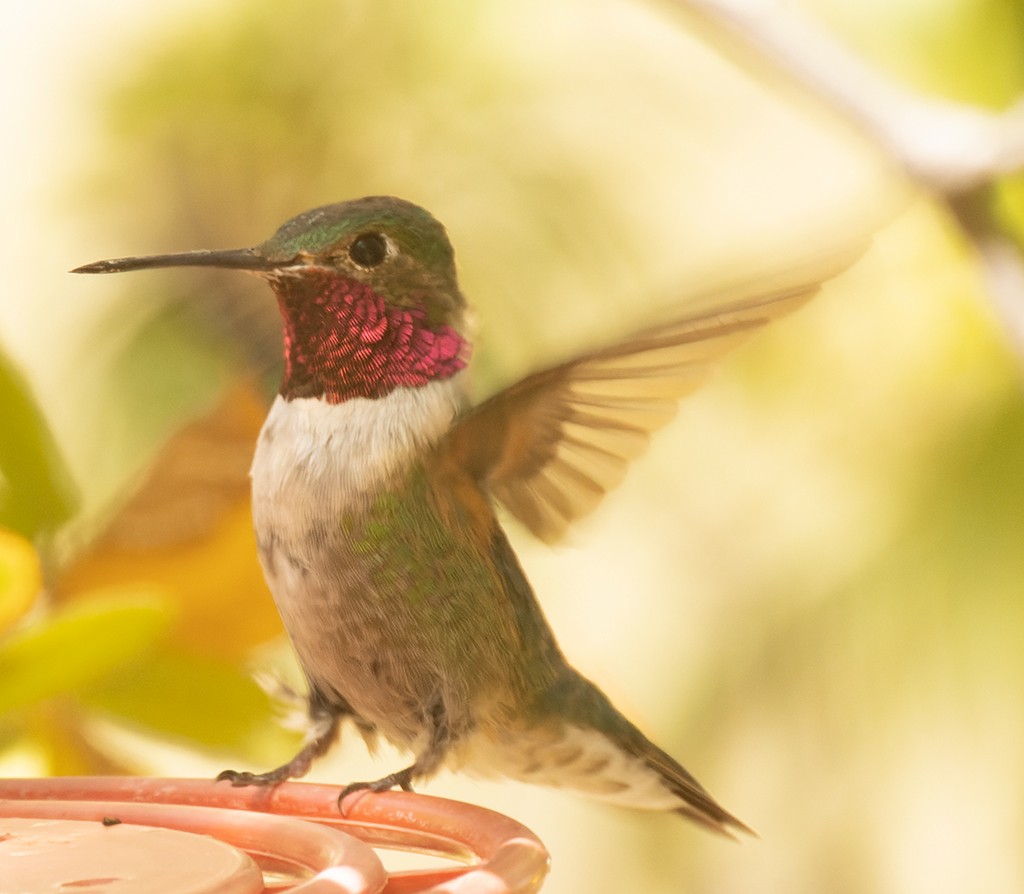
[{"left": 445, "top": 284, "right": 818, "bottom": 542}]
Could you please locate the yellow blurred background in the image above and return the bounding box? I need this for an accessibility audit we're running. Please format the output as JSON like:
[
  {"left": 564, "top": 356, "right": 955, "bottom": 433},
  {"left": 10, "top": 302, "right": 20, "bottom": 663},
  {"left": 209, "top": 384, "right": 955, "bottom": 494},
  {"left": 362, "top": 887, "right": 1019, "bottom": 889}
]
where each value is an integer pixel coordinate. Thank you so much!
[{"left": 2, "top": 0, "right": 1024, "bottom": 892}]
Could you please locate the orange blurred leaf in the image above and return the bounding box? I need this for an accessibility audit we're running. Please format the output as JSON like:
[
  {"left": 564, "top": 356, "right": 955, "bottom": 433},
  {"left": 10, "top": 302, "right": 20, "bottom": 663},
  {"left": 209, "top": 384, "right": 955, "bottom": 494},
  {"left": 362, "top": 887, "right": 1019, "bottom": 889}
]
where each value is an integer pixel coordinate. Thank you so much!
[{"left": 59, "top": 382, "right": 283, "bottom": 657}]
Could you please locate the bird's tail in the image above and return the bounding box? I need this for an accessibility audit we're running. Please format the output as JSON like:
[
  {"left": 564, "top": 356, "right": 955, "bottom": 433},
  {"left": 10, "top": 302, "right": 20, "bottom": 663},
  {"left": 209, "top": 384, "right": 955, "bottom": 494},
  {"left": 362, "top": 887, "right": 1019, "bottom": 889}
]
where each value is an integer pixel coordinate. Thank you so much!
[
  {"left": 495, "top": 669, "right": 751, "bottom": 837},
  {"left": 632, "top": 725, "right": 753, "bottom": 836}
]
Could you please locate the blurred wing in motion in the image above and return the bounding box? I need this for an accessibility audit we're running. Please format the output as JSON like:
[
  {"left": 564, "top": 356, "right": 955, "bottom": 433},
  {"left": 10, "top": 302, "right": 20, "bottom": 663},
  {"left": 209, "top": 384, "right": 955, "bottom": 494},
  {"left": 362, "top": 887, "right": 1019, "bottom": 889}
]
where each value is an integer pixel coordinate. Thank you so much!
[{"left": 446, "top": 284, "right": 817, "bottom": 543}]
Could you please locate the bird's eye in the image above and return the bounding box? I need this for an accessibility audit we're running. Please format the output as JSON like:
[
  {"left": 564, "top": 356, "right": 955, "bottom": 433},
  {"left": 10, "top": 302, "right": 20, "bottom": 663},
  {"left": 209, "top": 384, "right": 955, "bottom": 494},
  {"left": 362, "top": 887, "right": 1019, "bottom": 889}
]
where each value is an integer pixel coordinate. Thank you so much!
[{"left": 348, "top": 232, "right": 389, "bottom": 268}]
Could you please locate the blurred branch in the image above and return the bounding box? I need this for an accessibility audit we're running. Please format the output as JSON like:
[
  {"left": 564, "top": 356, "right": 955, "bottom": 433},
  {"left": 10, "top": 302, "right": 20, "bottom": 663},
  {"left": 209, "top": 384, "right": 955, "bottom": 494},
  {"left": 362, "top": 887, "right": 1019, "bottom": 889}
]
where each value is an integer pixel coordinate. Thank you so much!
[{"left": 665, "top": 0, "right": 1024, "bottom": 354}]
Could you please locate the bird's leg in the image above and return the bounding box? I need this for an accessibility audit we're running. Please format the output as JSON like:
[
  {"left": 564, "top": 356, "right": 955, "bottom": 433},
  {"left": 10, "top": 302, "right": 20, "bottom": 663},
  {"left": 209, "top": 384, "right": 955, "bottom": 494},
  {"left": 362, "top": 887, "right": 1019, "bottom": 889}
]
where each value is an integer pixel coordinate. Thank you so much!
[
  {"left": 338, "top": 699, "right": 450, "bottom": 804},
  {"left": 218, "top": 707, "right": 340, "bottom": 787}
]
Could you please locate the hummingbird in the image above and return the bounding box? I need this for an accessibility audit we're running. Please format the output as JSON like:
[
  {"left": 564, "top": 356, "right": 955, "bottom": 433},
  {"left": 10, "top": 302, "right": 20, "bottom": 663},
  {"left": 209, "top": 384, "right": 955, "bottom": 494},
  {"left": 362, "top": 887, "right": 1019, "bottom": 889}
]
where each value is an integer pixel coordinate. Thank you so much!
[{"left": 74, "top": 196, "right": 821, "bottom": 836}]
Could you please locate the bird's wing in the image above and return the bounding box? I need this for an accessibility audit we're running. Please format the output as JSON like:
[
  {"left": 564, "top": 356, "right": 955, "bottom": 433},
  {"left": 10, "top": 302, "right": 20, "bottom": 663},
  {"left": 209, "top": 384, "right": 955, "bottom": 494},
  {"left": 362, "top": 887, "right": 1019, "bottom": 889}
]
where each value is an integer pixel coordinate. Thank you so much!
[{"left": 443, "top": 283, "right": 817, "bottom": 543}]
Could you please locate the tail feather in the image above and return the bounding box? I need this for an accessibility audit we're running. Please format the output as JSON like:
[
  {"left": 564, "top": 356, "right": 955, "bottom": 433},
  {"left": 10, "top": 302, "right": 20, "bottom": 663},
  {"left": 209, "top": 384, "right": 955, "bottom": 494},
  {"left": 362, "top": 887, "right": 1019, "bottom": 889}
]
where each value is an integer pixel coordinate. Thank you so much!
[
  {"left": 493, "top": 669, "right": 752, "bottom": 836},
  {"left": 631, "top": 734, "right": 753, "bottom": 837}
]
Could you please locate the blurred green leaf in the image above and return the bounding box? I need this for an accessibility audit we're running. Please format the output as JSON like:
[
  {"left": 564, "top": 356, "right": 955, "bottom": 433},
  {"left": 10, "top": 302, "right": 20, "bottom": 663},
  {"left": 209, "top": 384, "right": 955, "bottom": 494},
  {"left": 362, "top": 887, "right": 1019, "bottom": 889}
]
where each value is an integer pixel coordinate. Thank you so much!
[
  {"left": 85, "top": 650, "right": 296, "bottom": 758},
  {"left": 996, "top": 173, "right": 1024, "bottom": 248},
  {"left": 111, "top": 305, "right": 243, "bottom": 444},
  {"left": 0, "top": 349, "right": 79, "bottom": 540},
  {"left": 810, "top": 0, "right": 1024, "bottom": 106},
  {"left": 0, "top": 591, "right": 172, "bottom": 716},
  {"left": 0, "top": 528, "right": 42, "bottom": 634},
  {"left": 915, "top": 0, "right": 1024, "bottom": 106}
]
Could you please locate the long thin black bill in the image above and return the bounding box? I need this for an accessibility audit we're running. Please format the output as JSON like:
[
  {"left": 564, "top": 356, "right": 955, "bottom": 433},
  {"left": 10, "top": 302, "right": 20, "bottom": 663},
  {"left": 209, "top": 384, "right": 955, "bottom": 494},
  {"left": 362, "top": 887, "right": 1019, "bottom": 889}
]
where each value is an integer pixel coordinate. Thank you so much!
[{"left": 71, "top": 248, "right": 284, "bottom": 275}]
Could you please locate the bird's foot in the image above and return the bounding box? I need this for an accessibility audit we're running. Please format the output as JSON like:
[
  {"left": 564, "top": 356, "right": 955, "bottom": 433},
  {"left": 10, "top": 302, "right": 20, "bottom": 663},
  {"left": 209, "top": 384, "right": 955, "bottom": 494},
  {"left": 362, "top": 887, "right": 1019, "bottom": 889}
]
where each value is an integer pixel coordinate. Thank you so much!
[
  {"left": 216, "top": 741, "right": 322, "bottom": 787},
  {"left": 217, "top": 709, "right": 342, "bottom": 787},
  {"left": 216, "top": 767, "right": 295, "bottom": 787},
  {"left": 338, "top": 765, "right": 416, "bottom": 806}
]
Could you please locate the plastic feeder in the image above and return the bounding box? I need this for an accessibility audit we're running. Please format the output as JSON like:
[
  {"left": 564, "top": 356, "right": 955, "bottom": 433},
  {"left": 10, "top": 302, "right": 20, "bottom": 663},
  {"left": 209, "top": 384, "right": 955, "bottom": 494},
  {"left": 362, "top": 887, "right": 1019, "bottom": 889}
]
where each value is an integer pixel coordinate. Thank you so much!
[{"left": 0, "top": 777, "right": 549, "bottom": 893}]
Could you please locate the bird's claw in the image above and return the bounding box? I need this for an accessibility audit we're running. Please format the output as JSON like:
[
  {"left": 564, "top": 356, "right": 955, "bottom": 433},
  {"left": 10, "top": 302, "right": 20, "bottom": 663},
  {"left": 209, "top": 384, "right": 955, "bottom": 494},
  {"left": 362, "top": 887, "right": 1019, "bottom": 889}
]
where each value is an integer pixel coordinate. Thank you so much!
[
  {"left": 337, "top": 767, "right": 415, "bottom": 806},
  {"left": 216, "top": 769, "right": 281, "bottom": 787}
]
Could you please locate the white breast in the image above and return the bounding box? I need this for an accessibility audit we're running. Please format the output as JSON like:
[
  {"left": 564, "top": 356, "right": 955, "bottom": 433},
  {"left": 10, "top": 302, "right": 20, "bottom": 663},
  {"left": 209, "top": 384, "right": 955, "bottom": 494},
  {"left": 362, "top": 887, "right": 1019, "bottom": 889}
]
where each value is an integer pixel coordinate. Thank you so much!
[{"left": 250, "top": 375, "right": 466, "bottom": 543}]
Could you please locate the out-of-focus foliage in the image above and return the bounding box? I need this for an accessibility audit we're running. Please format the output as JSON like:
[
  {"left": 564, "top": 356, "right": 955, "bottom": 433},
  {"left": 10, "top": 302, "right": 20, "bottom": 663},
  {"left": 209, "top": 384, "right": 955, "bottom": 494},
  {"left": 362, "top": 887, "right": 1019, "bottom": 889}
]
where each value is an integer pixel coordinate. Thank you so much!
[
  {"left": 58, "top": 383, "right": 283, "bottom": 658},
  {"left": 4, "top": 0, "right": 1024, "bottom": 892},
  {"left": 0, "top": 349, "right": 291, "bottom": 774},
  {"left": 998, "top": 173, "right": 1024, "bottom": 247},
  {"left": 0, "top": 529, "right": 41, "bottom": 635},
  {"left": 0, "top": 351, "right": 78, "bottom": 542},
  {"left": 806, "top": 0, "right": 1024, "bottom": 106},
  {"left": 0, "top": 592, "right": 169, "bottom": 717}
]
